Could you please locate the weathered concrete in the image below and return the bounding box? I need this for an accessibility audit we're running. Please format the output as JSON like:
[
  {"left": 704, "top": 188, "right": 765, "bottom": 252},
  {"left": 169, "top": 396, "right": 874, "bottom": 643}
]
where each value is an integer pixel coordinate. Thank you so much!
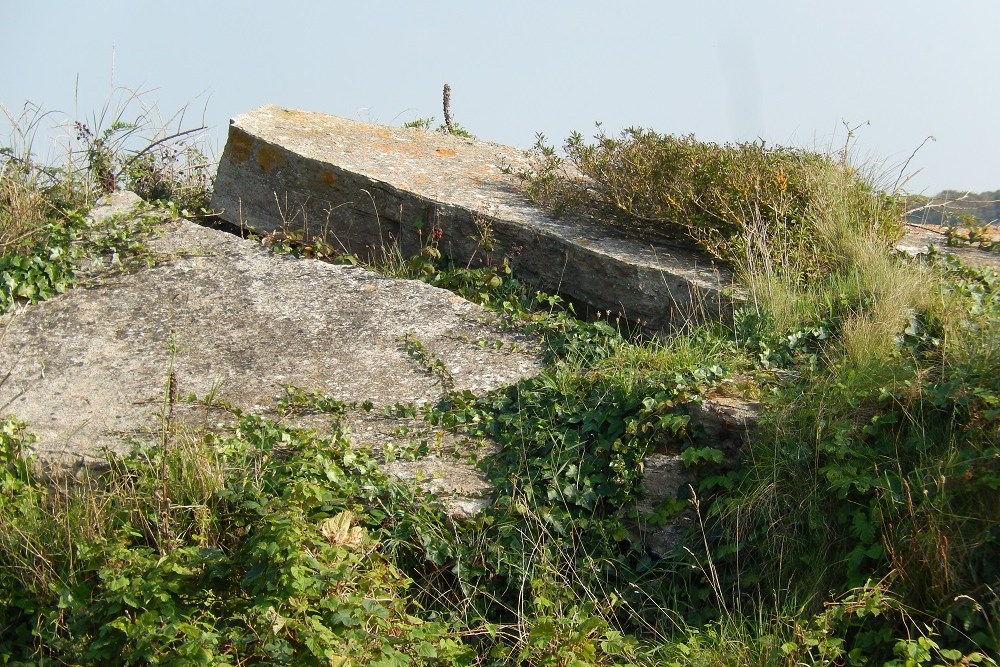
[
  {"left": 0, "top": 195, "right": 542, "bottom": 493},
  {"left": 687, "top": 393, "right": 760, "bottom": 458},
  {"left": 211, "top": 105, "right": 732, "bottom": 329}
]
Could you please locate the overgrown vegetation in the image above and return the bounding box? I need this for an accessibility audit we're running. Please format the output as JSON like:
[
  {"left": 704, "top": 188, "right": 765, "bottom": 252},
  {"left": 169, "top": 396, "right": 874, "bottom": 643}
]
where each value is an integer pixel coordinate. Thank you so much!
[
  {"left": 0, "top": 90, "right": 214, "bottom": 314},
  {"left": 505, "top": 126, "right": 906, "bottom": 281},
  {"left": 1, "top": 89, "right": 212, "bottom": 247},
  {"left": 1, "top": 100, "right": 997, "bottom": 665}
]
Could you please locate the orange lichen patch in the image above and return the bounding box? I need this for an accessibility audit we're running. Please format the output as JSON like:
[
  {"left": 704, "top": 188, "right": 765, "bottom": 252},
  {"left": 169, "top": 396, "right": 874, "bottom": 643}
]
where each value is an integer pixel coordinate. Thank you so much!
[
  {"left": 320, "top": 170, "right": 337, "bottom": 185},
  {"left": 368, "top": 134, "right": 462, "bottom": 159},
  {"left": 277, "top": 107, "right": 315, "bottom": 122},
  {"left": 257, "top": 144, "right": 286, "bottom": 172},
  {"left": 405, "top": 143, "right": 432, "bottom": 157},
  {"left": 227, "top": 129, "right": 253, "bottom": 164},
  {"left": 402, "top": 142, "right": 434, "bottom": 158}
]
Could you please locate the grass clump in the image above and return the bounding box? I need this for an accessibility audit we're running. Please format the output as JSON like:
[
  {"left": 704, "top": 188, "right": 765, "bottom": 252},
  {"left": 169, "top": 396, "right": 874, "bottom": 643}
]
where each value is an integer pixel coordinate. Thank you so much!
[
  {"left": 63, "top": 87, "right": 214, "bottom": 212},
  {"left": 1, "top": 89, "right": 214, "bottom": 255},
  {"left": 0, "top": 157, "right": 52, "bottom": 255},
  {"left": 710, "top": 254, "right": 1000, "bottom": 661}
]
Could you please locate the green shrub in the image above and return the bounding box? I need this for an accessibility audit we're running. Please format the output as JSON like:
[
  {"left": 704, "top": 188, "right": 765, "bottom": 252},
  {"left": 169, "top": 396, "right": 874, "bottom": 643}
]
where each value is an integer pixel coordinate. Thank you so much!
[{"left": 511, "top": 127, "right": 905, "bottom": 280}]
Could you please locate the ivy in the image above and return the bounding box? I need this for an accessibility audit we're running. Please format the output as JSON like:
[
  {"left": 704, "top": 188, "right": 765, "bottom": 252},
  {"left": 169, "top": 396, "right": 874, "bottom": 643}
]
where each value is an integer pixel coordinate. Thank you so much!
[{"left": 0, "top": 245, "right": 74, "bottom": 312}]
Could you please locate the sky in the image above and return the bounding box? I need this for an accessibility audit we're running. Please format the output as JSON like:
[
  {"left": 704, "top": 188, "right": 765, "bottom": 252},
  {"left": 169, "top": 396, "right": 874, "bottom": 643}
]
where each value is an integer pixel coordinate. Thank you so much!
[{"left": 3, "top": 1, "right": 997, "bottom": 195}]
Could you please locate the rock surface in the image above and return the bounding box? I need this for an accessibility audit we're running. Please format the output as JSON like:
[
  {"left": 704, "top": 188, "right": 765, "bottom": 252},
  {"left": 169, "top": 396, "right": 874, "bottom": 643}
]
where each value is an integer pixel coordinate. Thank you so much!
[
  {"left": 211, "top": 105, "right": 733, "bottom": 330},
  {"left": 688, "top": 394, "right": 760, "bottom": 456},
  {"left": 0, "top": 194, "right": 541, "bottom": 513}
]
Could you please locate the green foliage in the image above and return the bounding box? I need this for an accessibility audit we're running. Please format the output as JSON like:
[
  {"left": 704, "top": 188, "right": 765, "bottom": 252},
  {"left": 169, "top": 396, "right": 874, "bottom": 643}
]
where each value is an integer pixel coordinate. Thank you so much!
[
  {"left": 0, "top": 243, "right": 74, "bottom": 311},
  {"left": 0, "top": 411, "right": 476, "bottom": 665},
  {"left": 510, "top": 127, "right": 905, "bottom": 279},
  {"left": 944, "top": 213, "right": 998, "bottom": 251},
  {"left": 383, "top": 310, "right": 743, "bottom": 651},
  {"left": 0, "top": 203, "right": 158, "bottom": 316},
  {"left": 467, "top": 317, "right": 703, "bottom": 513},
  {"left": 403, "top": 117, "right": 435, "bottom": 131}
]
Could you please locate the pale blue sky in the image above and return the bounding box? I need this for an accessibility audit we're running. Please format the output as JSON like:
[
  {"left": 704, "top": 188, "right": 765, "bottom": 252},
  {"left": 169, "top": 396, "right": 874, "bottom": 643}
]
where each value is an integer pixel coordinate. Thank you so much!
[{"left": 3, "top": 1, "right": 997, "bottom": 194}]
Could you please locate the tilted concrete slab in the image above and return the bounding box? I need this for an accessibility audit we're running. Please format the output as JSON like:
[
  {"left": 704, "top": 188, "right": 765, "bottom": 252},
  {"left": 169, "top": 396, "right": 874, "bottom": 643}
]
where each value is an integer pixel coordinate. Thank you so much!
[
  {"left": 211, "top": 105, "right": 733, "bottom": 329},
  {"left": 0, "top": 194, "right": 542, "bottom": 488}
]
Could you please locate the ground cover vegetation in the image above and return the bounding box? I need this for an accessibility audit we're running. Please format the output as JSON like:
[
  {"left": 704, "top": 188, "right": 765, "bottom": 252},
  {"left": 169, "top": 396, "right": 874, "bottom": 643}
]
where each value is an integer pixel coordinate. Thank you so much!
[{"left": 0, "top": 95, "right": 997, "bottom": 665}]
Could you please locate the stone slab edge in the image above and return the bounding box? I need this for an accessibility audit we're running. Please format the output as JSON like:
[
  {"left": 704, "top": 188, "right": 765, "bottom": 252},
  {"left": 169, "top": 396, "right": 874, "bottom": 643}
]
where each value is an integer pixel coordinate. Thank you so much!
[{"left": 211, "top": 105, "right": 735, "bottom": 329}]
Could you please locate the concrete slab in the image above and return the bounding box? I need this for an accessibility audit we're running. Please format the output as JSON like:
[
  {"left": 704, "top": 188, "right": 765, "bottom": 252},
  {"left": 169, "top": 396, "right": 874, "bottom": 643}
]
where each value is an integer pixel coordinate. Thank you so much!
[
  {"left": 0, "top": 196, "right": 541, "bottom": 482},
  {"left": 211, "top": 105, "right": 733, "bottom": 329}
]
